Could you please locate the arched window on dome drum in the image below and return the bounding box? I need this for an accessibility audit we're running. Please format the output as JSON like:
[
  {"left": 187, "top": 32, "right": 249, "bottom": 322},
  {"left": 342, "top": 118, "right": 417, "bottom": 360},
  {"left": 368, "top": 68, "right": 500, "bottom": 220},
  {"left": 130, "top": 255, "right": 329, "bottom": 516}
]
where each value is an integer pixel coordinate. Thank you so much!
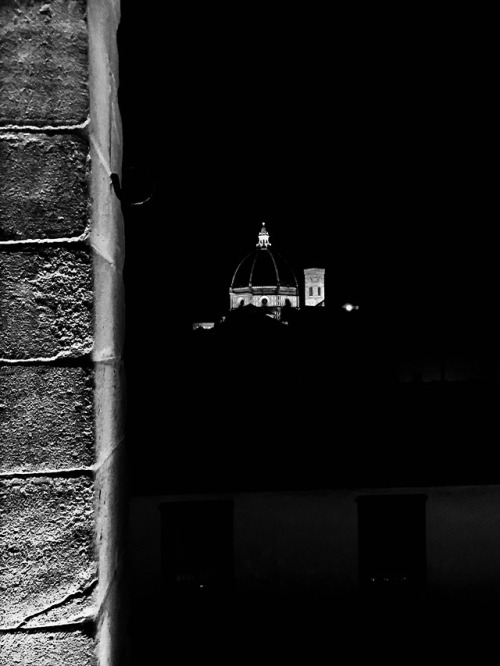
[
  {"left": 261, "top": 298, "right": 268, "bottom": 306},
  {"left": 239, "top": 299, "right": 244, "bottom": 307}
]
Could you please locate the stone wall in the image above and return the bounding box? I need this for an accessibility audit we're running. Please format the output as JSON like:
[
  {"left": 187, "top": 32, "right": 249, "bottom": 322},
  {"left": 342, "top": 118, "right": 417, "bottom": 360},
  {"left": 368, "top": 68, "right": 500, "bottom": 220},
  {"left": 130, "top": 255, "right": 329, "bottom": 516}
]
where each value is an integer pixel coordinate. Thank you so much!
[{"left": 0, "top": 1, "right": 125, "bottom": 664}]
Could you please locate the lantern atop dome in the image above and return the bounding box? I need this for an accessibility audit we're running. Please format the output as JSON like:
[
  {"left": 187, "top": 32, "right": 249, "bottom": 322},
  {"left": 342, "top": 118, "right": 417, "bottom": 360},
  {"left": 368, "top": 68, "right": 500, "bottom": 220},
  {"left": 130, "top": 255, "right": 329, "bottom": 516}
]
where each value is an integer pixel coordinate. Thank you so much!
[{"left": 256, "top": 223, "right": 271, "bottom": 248}]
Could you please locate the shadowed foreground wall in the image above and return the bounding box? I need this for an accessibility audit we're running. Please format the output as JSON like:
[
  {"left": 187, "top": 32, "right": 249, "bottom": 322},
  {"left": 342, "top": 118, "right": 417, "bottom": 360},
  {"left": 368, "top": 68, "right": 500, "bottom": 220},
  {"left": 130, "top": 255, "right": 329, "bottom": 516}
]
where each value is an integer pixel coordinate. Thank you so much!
[
  {"left": 129, "top": 486, "right": 500, "bottom": 606},
  {"left": 0, "top": 1, "right": 126, "bottom": 664}
]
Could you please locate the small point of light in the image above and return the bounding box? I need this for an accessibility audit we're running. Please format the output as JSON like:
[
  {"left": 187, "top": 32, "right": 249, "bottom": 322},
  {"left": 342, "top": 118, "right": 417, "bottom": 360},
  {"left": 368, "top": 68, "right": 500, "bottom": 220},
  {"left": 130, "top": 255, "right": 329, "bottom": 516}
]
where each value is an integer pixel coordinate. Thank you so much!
[{"left": 342, "top": 303, "right": 359, "bottom": 312}]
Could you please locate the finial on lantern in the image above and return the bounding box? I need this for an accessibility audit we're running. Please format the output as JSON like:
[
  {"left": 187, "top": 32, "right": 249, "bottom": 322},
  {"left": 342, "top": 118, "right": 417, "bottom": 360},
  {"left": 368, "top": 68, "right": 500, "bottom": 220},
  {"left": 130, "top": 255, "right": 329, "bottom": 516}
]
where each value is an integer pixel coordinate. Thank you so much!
[{"left": 257, "top": 222, "right": 271, "bottom": 248}]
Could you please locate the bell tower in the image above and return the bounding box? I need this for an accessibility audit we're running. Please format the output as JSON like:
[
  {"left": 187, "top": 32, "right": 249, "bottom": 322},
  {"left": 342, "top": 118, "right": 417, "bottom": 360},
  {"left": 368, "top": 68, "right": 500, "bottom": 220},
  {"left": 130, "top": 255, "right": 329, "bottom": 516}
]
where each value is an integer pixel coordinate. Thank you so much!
[{"left": 304, "top": 268, "right": 325, "bottom": 306}]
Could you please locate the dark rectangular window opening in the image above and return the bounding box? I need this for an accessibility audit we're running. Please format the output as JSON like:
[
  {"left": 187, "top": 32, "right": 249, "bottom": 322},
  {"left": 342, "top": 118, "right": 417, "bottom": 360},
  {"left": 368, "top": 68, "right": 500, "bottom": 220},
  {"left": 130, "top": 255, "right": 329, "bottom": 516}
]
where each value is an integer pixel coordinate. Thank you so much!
[
  {"left": 357, "top": 494, "right": 427, "bottom": 605},
  {"left": 159, "top": 499, "right": 234, "bottom": 599}
]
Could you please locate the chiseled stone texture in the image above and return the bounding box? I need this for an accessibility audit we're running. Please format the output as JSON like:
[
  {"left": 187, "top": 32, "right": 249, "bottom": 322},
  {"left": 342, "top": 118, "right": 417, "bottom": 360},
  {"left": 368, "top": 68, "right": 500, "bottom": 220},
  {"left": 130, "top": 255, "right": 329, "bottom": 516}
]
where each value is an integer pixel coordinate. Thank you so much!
[
  {"left": 0, "top": 630, "right": 96, "bottom": 666},
  {"left": 0, "top": 246, "right": 92, "bottom": 359},
  {"left": 0, "top": 133, "right": 89, "bottom": 241},
  {"left": 0, "top": 0, "right": 88, "bottom": 127},
  {"left": 0, "top": 365, "right": 94, "bottom": 473},
  {"left": 0, "top": 476, "right": 96, "bottom": 628}
]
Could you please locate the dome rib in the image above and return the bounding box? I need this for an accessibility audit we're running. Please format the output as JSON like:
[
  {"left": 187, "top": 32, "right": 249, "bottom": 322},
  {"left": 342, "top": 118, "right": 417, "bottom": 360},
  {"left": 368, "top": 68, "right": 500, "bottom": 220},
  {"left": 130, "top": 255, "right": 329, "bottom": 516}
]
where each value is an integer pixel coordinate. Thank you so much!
[
  {"left": 231, "top": 251, "right": 255, "bottom": 289},
  {"left": 268, "top": 249, "right": 280, "bottom": 287},
  {"left": 231, "top": 248, "right": 298, "bottom": 290},
  {"left": 248, "top": 251, "right": 260, "bottom": 286},
  {"left": 273, "top": 250, "right": 298, "bottom": 288}
]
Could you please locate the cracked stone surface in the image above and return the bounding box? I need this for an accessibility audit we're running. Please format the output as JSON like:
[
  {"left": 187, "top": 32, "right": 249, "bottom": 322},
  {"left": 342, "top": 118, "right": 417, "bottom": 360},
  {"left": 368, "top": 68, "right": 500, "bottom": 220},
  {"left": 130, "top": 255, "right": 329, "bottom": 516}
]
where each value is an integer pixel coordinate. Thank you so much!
[
  {"left": 0, "top": 133, "right": 90, "bottom": 241},
  {"left": 0, "top": 365, "right": 94, "bottom": 474},
  {"left": 0, "top": 246, "right": 93, "bottom": 359},
  {"left": 0, "top": 0, "right": 88, "bottom": 127},
  {"left": 0, "top": 476, "right": 96, "bottom": 628},
  {"left": 0, "top": 630, "right": 96, "bottom": 666},
  {"left": 22, "top": 582, "right": 98, "bottom": 629}
]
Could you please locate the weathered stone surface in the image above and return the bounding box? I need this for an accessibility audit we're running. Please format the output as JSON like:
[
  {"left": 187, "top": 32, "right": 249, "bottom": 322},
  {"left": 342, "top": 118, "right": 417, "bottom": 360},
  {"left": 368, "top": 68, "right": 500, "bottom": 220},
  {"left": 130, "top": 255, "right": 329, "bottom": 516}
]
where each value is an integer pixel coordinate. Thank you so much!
[
  {"left": 0, "top": 0, "right": 89, "bottom": 127},
  {"left": 23, "top": 585, "right": 98, "bottom": 629},
  {"left": 95, "top": 442, "right": 127, "bottom": 600},
  {"left": 0, "top": 365, "right": 94, "bottom": 473},
  {"left": 93, "top": 252, "right": 125, "bottom": 362},
  {"left": 0, "top": 476, "right": 96, "bottom": 628},
  {"left": 88, "top": 0, "right": 120, "bottom": 163},
  {"left": 0, "top": 630, "right": 96, "bottom": 666},
  {"left": 89, "top": 146, "right": 125, "bottom": 271},
  {"left": 94, "top": 360, "right": 125, "bottom": 461},
  {"left": 96, "top": 570, "right": 129, "bottom": 666},
  {"left": 0, "top": 246, "right": 92, "bottom": 359},
  {"left": 0, "top": 133, "right": 90, "bottom": 241}
]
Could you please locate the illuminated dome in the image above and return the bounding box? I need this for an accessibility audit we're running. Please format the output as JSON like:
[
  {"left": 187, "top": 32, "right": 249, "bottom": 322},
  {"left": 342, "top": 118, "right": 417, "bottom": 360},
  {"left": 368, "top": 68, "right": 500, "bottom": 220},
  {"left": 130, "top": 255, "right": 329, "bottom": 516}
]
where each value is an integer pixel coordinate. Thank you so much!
[{"left": 229, "top": 224, "right": 299, "bottom": 316}]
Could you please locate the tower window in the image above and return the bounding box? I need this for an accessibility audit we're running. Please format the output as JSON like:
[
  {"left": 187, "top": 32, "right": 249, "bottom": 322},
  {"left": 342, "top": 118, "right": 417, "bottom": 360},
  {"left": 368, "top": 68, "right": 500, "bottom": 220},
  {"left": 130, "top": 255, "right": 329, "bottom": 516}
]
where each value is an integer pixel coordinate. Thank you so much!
[
  {"left": 309, "top": 287, "right": 313, "bottom": 296},
  {"left": 318, "top": 287, "right": 321, "bottom": 296}
]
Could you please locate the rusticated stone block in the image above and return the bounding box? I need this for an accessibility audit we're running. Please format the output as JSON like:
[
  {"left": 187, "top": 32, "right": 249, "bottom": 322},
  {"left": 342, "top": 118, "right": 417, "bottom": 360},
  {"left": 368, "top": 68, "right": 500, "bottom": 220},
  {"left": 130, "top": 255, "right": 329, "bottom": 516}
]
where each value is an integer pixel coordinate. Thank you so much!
[
  {"left": 0, "top": 133, "right": 89, "bottom": 241},
  {"left": 0, "top": 0, "right": 88, "bottom": 127},
  {"left": 0, "top": 630, "right": 96, "bottom": 666},
  {"left": 0, "top": 476, "right": 96, "bottom": 628},
  {"left": 0, "top": 246, "right": 92, "bottom": 359},
  {"left": 0, "top": 365, "right": 94, "bottom": 473}
]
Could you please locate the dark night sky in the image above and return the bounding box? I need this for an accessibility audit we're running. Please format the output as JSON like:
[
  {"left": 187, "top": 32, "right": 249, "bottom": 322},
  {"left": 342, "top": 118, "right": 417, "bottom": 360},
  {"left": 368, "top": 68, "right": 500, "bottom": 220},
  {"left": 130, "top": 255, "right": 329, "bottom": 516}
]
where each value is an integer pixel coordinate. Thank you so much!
[
  {"left": 118, "top": 3, "right": 496, "bottom": 493},
  {"left": 118, "top": 4, "right": 495, "bottom": 343}
]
